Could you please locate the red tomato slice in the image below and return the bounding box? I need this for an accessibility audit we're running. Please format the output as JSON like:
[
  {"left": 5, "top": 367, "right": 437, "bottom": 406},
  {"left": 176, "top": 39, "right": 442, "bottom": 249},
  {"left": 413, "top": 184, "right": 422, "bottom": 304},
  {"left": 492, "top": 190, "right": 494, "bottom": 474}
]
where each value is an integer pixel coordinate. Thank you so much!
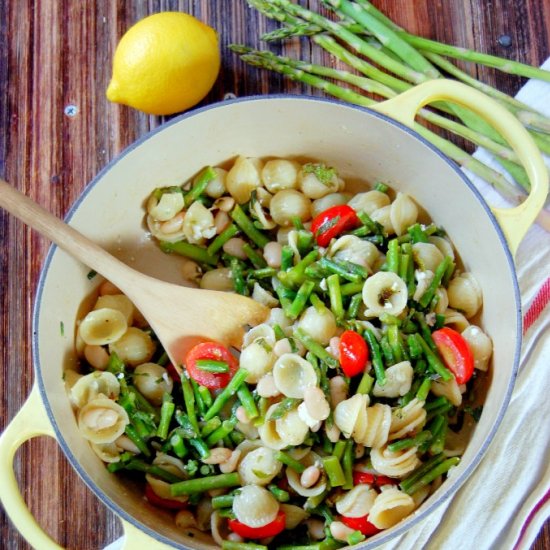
[
  {"left": 228, "top": 510, "right": 286, "bottom": 539},
  {"left": 339, "top": 330, "right": 369, "bottom": 377},
  {"left": 184, "top": 342, "right": 238, "bottom": 389},
  {"left": 353, "top": 471, "right": 397, "bottom": 487},
  {"left": 145, "top": 483, "right": 187, "bottom": 510},
  {"left": 310, "top": 205, "right": 361, "bottom": 247},
  {"left": 340, "top": 515, "right": 381, "bottom": 536},
  {"left": 432, "top": 327, "right": 474, "bottom": 384}
]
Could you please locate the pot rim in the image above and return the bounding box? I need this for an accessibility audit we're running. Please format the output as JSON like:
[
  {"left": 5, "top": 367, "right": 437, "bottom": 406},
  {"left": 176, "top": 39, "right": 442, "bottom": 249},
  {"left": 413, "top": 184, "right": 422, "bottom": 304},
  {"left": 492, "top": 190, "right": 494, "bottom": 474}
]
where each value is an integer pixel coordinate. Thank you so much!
[{"left": 31, "top": 93, "right": 522, "bottom": 549}]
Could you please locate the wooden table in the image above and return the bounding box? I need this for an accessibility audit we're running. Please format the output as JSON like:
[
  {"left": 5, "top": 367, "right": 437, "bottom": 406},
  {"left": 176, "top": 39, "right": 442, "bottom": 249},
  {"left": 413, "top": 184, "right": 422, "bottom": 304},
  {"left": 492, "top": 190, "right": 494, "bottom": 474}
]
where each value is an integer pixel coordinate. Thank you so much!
[{"left": 1, "top": 1, "right": 548, "bottom": 548}]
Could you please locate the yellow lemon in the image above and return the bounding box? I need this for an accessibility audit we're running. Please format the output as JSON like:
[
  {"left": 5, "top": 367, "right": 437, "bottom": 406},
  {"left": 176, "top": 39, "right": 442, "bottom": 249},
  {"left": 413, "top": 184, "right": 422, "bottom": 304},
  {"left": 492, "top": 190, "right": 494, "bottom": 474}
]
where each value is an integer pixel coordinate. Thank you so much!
[{"left": 106, "top": 12, "right": 220, "bottom": 116}]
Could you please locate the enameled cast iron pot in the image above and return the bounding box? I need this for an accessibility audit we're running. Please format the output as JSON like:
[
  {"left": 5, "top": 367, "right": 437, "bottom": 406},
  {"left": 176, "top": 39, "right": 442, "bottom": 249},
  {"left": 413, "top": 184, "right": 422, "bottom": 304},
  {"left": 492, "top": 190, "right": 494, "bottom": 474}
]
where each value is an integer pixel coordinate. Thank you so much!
[{"left": 0, "top": 80, "right": 547, "bottom": 549}]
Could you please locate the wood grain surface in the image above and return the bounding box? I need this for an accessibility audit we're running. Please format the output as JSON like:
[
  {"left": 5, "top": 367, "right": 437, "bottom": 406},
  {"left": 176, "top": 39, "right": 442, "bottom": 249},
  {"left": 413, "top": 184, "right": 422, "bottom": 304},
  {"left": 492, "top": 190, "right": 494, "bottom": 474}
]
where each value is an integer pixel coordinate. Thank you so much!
[{"left": 1, "top": 1, "right": 549, "bottom": 549}]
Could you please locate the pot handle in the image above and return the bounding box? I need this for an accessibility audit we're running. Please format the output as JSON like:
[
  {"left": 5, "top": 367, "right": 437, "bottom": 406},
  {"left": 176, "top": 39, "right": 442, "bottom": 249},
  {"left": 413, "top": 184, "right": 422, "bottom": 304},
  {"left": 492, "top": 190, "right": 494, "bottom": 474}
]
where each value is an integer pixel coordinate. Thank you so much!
[
  {"left": 0, "top": 385, "right": 176, "bottom": 550},
  {"left": 0, "top": 384, "right": 63, "bottom": 550},
  {"left": 372, "top": 79, "right": 549, "bottom": 256},
  {"left": 120, "top": 519, "right": 176, "bottom": 549}
]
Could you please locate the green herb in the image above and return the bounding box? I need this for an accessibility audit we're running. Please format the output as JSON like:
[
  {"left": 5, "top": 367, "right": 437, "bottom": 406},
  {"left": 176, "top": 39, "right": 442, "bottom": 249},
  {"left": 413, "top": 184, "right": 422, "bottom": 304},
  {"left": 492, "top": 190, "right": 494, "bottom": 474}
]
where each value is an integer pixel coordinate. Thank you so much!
[{"left": 303, "top": 162, "right": 337, "bottom": 185}]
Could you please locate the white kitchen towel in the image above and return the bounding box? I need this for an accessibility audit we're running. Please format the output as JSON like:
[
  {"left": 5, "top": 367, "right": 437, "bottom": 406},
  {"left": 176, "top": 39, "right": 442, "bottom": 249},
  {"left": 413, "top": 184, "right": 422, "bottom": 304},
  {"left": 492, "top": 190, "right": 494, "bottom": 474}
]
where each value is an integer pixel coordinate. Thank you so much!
[
  {"left": 378, "top": 57, "right": 550, "bottom": 550},
  {"left": 104, "top": 60, "right": 550, "bottom": 550}
]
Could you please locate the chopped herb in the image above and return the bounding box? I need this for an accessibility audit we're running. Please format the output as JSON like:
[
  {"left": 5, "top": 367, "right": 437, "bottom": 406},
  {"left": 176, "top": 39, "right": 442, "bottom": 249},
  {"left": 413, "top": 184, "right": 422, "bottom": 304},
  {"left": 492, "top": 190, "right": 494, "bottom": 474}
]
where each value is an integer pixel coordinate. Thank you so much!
[
  {"left": 303, "top": 162, "right": 337, "bottom": 186},
  {"left": 59, "top": 321, "right": 65, "bottom": 336},
  {"left": 86, "top": 269, "right": 97, "bottom": 280}
]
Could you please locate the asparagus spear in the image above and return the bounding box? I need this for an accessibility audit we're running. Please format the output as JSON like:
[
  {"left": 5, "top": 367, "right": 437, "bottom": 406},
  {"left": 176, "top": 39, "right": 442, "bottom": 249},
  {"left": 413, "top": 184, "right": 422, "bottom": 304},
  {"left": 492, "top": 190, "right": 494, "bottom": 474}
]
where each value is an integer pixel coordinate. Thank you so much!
[{"left": 236, "top": 49, "right": 525, "bottom": 203}]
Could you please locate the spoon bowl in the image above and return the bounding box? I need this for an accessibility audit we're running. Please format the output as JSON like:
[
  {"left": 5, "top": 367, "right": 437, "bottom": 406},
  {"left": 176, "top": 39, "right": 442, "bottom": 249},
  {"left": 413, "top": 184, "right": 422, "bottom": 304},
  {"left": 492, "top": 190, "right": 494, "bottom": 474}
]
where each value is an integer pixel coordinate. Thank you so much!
[{"left": 0, "top": 178, "right": 269, "bottom": 362}]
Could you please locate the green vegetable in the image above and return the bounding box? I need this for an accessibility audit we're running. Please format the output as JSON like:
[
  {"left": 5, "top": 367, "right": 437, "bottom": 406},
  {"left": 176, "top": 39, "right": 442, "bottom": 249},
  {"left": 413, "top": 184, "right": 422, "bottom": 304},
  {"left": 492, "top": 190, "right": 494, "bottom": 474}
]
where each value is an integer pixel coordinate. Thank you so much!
[{"left": 171, "top": 472, "right": 241, "bottom": 496}]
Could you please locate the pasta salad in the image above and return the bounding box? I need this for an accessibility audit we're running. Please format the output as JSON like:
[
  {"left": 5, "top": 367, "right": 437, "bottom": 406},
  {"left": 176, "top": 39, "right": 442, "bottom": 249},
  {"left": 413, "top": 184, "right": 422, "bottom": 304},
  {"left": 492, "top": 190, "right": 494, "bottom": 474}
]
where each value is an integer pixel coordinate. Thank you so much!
[{"left": 69, "top": 156, "right": 493, "bottom": 549}]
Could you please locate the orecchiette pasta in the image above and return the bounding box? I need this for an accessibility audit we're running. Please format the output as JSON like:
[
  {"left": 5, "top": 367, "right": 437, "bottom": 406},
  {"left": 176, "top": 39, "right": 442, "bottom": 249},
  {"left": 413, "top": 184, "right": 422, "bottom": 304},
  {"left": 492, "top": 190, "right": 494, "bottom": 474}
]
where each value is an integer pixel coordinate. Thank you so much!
[
  {"left": 269, "top": 189, "right": 312, "bottom": 226},
  {"left": 239, "top": 341, "right": 276, "bottom": 384},
  {"left": 226, "top": 155, "right": 263, "bottom": 204},
  {"left": 272, "top": 353, "right": 317, "bottom": 398},
  {"left": 461, "top": 325, "right": 493, "bottom": 371},
  {"left": 298, "top": 306, "right": 337, "bottom": 345},
  {"left": 390, "top": 193, "right": 418, "bottom": 236},
  {"left": 389, "top": 398, "right": 427, "bottom": 440},
  {"left": 133, "top": 362, "right": 173, "bottom": 406},
  {"left": 70, "top": 371, "right": 120, "bottom": 408},
  {"left": 431, "top": 376, "right": 463, "bottom": 407},
  {"left": 362, "top": 272, "right": 408, "bottom": 317},
  {"left": 94, "top": 294, "right": 134, "bottom": 326},
  {"left": 335, "top": 485, "right": 377, "bottom": 518},
  {"left": 238, "top": 446, "right": 282, "bottom": 485},
  {"left": 232, "top": 485, "right": 279, "bottom": 527},
  {"left": 347, "top": 190, "right": 390, "bottom": 214},
  {"left": 334, "top": 394, "right": 392, "bottom": 448},
  {"left": 261, "top": 159, "right": 300, "bottom": 193},
  {"left": 78, "top": 308, "right": 128, "bottom": 346},
  {"left": 368, "top": 487, "right": 416, "bottom": 529},
  {"left": 147, "top": 191, "right": 184, "bottom": 221},
  {"left": 412, "top": 242, "right": 445, "bottom": 272},
  {"left": 447, "top": 272, "right": 483, "bottom": 318},
  {"left": 108, "top": 327, "right": 155, "bottom": 367},
  {"left": 370, "top": 445, "right": 420, "bottom": 478},
  {"left": 182, "top": 201, "right": 216, "bottom": 244},
  {"left": 77, "top": 397, "right": 129, "bottom": 444},
  {"left": 328, "top": 235, "right": 379, "bottom": 271},
  {"left": 373, "top": 361, "right": 414, "bottom": 398}
]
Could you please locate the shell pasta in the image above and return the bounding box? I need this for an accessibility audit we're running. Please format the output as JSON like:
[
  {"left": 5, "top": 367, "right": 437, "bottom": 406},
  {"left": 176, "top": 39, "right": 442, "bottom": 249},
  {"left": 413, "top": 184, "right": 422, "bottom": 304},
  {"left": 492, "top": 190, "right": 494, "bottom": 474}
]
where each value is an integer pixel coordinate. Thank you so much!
[{"left": 68, "top": 155, "right": 493, "bottom": 547}]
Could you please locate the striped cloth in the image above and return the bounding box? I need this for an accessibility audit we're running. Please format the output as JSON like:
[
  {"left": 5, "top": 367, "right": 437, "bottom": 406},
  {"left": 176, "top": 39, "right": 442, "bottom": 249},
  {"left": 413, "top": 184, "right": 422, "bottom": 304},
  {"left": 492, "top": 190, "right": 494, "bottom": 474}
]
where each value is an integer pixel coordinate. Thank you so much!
[
  {"left": 105, "top": 61, "right": 550, "bottom": 550},
  {"left": 380, "top": 58, "right": 550, "bottom": 550}
]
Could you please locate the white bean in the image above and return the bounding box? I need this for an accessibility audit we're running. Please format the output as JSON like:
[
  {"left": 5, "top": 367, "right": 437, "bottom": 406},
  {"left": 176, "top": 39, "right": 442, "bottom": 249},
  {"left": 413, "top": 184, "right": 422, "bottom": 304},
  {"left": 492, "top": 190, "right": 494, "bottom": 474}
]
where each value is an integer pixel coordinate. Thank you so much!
[
  {"left": 213, "top": 196, "right": 235, "bottom": 212},
  {"left": 214, "top": 210, "right": 230, "bottom": 233},
  {"left": 223, "top": 237, "right": 248, "bottom": 259},
  {"left": 160, "top": 212, "right": 185, "bottom": 234},
  {"left": 329, "top": 521, "right": 356, "bottom": 542},
  {"left": 181, "top": 260, "right": 200, "bottom": 282},
  {"left": 328, "top": 336, "right": 341, "bottom": 360},
  {"left": 273, "top": 338, "right": 293, "bottom": 357},
  {"left": 236, "top": 406, "right": 251, "bottom": 424},
  {"left": 175, "top": 510, "right": 196, "bottom": 530},
  {"left": 306, "top": 519, "right": 326, "bottom": 541},
  {"left": 256, "top": 373, "right": 280, "bottom": 398},
  {"left": 219, "top": 450, "right": 242, "bottom": 474},
  {"left": 84, "top": 345, "right": 110, "bottom": 370},
  {"left": 303, "top": 387, "right": 330, "bottom": 421},
  {"left": 202, "top": 447, "right": 233, "bottom": 465},
  {"left": 300, "top": 466, "right": 321, "bottom": 488},
  {"left": 329, "top": 376, "right": 348, "bottom": 408},
  {"left": 227, "top": 533, "right": 244, "bottom": 542},
  {"left": 263, "top": 241, "right": 283, "bottom": 268}
]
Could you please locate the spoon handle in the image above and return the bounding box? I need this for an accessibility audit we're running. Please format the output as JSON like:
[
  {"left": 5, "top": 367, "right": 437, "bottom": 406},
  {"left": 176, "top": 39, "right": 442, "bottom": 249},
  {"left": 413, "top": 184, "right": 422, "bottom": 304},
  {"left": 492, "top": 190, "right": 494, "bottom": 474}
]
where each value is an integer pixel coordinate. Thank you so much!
[{"left": 0, "top": 178, "right": 138, "bottom": 285}]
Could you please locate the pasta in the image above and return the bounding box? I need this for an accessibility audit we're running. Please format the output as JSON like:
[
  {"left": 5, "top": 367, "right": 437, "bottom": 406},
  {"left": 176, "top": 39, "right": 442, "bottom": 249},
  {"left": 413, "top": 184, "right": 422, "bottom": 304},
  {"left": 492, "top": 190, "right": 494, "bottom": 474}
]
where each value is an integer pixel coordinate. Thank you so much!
[{"left": 68, "top": 155, "right": 493, "bottom": 547}]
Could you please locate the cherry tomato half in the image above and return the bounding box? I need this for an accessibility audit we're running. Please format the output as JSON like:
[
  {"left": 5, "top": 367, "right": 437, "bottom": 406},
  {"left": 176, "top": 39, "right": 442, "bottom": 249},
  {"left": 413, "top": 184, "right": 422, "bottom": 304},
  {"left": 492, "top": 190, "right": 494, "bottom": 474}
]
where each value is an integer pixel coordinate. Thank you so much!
[
  {"left": 228, "top": 510, "right": 286, "bottom": 539},
  {"left": 310, "top": 205, "right": 361, "bottom": 247},
  {"left": 353, "top": 471, "right": 397, "bottom": 487},
  {"left": 339, "top": 330, "right": 369, "bottom": 377},
  {"left": 184, "top": 341, "right": 238, "bottom": 389},
  {"left": 340, "top": 515, "right": 381, "bottom": 536},
  {"left": 145, "top": 483, "right": 187, "bottom": 510},
  {"left": 432, "top": 327, "right": 474, "bottom": 384}
]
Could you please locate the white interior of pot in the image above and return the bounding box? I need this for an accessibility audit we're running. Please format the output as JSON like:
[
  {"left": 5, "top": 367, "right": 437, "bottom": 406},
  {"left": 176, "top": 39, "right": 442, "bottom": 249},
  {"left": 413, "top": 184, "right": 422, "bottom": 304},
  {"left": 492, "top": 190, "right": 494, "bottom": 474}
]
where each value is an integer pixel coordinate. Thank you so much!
[{"left": 34, "top": 97, "right": 519, "bottom": 549}]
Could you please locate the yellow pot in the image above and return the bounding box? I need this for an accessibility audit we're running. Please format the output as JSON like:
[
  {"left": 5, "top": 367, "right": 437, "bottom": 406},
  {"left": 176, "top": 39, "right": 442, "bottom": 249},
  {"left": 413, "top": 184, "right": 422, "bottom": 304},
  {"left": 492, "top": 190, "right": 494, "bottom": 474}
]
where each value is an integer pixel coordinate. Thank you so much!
[{"left": 0, "top": 80, "right": 547, "bottom": 549}]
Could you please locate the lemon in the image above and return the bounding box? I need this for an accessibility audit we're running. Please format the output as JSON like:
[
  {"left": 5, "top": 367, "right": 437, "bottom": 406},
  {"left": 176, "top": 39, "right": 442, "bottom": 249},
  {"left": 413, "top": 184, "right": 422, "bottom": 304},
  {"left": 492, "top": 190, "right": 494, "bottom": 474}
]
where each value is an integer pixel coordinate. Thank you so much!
[{"left": 106, "top": 12, "right": 220, "bottom": 116}]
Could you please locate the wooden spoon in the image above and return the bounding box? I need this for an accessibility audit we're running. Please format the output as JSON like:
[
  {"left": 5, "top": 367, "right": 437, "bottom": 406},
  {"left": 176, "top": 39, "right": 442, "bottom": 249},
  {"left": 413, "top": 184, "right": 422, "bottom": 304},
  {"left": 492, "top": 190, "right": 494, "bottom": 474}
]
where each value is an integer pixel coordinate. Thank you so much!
[{"left": 0, "top": 179, "right": 269, "bottom": 363}]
